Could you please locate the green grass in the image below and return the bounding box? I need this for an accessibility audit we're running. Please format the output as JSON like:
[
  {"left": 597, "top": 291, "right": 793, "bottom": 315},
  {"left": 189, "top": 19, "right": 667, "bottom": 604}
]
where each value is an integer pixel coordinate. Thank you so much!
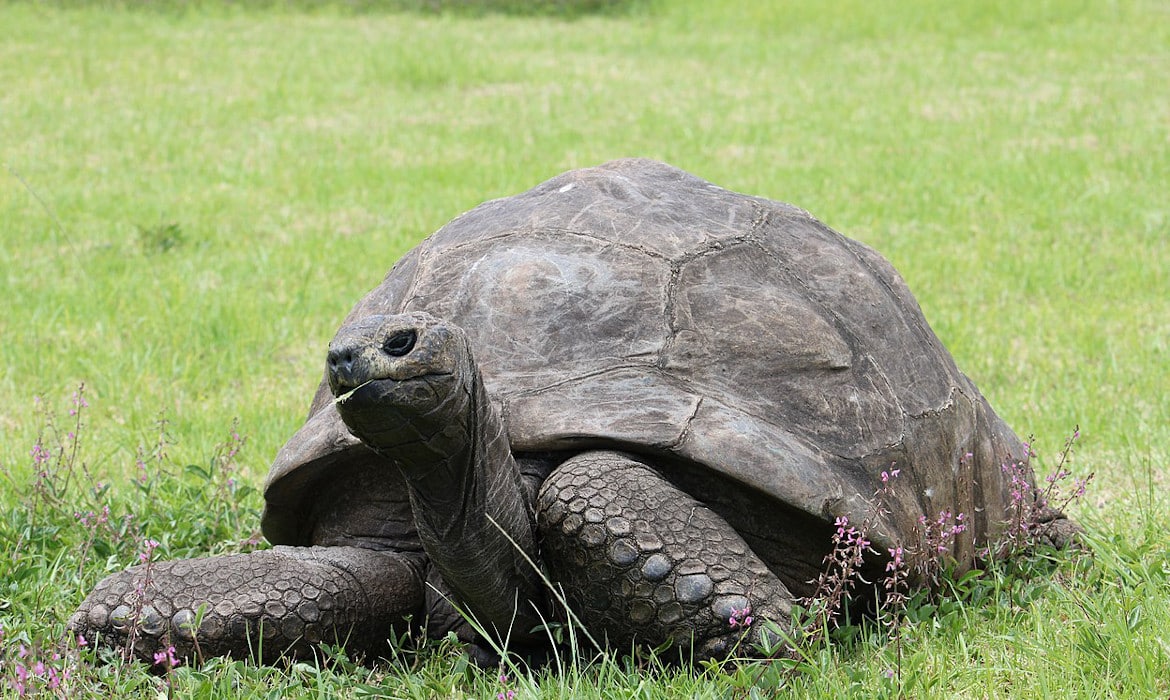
[{"left": 1, "top": 0, "right": 1168, "bottom": 696}]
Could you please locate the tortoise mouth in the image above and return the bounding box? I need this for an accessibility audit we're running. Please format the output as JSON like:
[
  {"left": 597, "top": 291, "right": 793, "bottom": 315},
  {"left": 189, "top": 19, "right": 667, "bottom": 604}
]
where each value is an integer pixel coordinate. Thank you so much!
[
  {"left": 332, "top": 372, "right": 458, "bottom": 421},
  {"left": 333, "top": 372, "right": 455, "bottom": 408},
  {"left": 332, "top": 372, "right": 464, "bottom": 453},
  {"left": 333, "top": 378, "right": 377, "bottom": 405}
]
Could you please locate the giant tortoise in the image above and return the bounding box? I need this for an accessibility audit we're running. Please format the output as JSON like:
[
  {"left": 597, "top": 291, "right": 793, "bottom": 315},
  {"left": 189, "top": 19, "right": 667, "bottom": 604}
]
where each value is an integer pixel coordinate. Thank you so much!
[{"left": 71, "top": 159, "right": 1072, "bottom": 663}]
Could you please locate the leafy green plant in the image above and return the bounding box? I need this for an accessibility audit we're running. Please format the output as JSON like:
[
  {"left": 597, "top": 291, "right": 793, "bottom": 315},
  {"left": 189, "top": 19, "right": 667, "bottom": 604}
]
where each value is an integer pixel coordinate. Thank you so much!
[
  {"left": 135, "top": 223, "right": 185, "bottom": 255},
  {"left": 0, "top": 388, "right": 265, "bottom": 697}
]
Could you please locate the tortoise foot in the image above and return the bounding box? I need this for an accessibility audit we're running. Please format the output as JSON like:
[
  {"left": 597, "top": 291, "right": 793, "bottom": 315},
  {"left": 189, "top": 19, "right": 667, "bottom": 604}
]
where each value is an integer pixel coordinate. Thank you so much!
[
  {"left": 536, "top": 451, "right": 794, "bottom": 659},
  {"left": 69, "top": 545, "right": 425, "bottom": 664}
]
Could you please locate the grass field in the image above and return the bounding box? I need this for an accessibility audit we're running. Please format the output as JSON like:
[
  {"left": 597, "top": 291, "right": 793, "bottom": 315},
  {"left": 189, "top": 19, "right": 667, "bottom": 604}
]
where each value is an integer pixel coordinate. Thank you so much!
[{"left": 1, "top": 0, "right": 1168, "bottom": 696}]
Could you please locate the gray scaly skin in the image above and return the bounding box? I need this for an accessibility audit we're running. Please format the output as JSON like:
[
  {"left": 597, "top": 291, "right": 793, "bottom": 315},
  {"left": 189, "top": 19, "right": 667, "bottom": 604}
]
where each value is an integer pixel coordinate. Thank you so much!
[
  {"left": 536, "top": 452, "right": 793, "bottom": 658},
  {"left": 69, "top": 546, "right": 424, "bottom": 663}
]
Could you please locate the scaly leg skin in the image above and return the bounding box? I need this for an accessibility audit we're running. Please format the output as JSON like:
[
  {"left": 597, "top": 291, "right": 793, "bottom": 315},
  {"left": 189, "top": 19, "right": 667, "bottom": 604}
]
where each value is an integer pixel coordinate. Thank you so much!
[
  {"left": 69, "top": 545, "right": 425, "bottom": 664},
  {"left": 536, "top": 451, "right": 794, "bottom": 660}
]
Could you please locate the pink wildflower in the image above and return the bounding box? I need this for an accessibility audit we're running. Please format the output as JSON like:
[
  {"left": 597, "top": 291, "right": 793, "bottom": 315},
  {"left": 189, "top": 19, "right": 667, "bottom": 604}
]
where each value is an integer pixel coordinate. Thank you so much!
[
  {"left": 152, "top": 645, "right": 180, "bottom": 669},
  {"left": 886, "top": 546, "right": 905, "bottom": 572},
  {"left": 139, "top": 539, "right": 160, "bottom": 563},
  {"left": 728, "top": 605, "right": 754, "bottom": 629}
]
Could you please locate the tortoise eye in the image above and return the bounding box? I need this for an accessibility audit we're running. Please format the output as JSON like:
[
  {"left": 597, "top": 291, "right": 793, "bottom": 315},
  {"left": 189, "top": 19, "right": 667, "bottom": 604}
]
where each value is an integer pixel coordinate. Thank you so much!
[{"left": 383, "top": 330, "right": 417, "bottom": 357}]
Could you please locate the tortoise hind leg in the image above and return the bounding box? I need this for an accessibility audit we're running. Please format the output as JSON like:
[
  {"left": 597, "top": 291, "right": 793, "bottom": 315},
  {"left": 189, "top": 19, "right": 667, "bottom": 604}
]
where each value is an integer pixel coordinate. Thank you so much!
[
  {"left": 69, "top": 545, "right": 425, "bottom": 664},
  {"left": 535, "top": 451, "right": 794, "bottom": 659}
]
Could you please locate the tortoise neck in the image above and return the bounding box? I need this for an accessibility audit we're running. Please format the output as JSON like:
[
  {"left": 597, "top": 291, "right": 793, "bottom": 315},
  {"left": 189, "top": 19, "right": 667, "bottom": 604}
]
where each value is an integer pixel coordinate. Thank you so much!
[
  {"left": 396, "top": 369, "right": 523, "bottom": 527},
  {"left": 393, "top": 363, "right": 547, "bottom": 642}
]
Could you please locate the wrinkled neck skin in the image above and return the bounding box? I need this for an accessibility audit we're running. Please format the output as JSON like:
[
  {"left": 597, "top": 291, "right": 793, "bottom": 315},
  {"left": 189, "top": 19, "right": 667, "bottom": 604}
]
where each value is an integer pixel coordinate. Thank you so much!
[{"left": 338, "top": 340, "right": 546, "bottom": 646}]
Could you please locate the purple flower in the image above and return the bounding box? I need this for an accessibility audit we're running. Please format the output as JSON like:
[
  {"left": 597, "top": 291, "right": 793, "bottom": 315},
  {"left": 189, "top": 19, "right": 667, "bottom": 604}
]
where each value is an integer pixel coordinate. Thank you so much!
[
  {"left": 886, "top": 546, "right": 904, "bottom": 572},
  {"left": 29, "top": 443, "right": 51, "bottom": 465},
  {"left": 139, "top": 539, "right": 160, "bottom": 563},
  {"left": 153, "top": 645, "right": 180, "bottom": 669},
  {"left": 728, "top": 605, "right": 754, "bottom": 629}
]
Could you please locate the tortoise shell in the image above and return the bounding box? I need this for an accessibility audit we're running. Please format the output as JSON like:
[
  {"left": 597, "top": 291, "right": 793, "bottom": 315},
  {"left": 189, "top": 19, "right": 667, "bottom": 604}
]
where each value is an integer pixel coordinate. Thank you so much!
[{"left": 263, "top": 159, "right": 1023, "bottom": 567}]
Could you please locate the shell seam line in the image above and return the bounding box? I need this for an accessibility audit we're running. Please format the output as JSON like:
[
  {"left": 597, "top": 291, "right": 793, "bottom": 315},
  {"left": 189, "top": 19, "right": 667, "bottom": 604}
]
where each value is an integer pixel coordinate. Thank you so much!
[
  {"left": 664, "top": 396, "right": 704, "bottom": 451},
  {"left": 441, "top": 226, "right": 674, "bottom": 263}
]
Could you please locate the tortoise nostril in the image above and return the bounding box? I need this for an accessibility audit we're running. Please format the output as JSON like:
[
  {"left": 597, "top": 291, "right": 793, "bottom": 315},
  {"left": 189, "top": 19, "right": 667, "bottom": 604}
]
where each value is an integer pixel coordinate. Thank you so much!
[
  {"left": 327, "top": 348, "right": 355, "bottom": 375},
  {"left": 383, "top": 330, "right": 417, "bottom": 357}
]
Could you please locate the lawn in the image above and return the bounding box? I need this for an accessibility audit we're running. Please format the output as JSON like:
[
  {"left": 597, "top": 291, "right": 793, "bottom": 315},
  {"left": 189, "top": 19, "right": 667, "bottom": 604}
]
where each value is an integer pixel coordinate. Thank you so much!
[{"left": 1, "top": 0, "right": 1168, "bottom": 696}]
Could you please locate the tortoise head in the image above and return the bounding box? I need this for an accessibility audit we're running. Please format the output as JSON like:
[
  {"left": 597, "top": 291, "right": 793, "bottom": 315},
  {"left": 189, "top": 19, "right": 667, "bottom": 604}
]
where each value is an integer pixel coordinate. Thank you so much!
[{"left": 326, "top": 312, "right": 476, "bottom": 469}]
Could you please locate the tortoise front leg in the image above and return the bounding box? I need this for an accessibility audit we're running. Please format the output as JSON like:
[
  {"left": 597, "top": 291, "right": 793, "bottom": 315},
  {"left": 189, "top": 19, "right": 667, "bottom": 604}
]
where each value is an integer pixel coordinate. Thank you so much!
[
  {"left": 536, "top": 451, "right": 794, "bottom": 660},
  {"left": 69, "top": 546, "right": 425, "bottom": 664}
]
